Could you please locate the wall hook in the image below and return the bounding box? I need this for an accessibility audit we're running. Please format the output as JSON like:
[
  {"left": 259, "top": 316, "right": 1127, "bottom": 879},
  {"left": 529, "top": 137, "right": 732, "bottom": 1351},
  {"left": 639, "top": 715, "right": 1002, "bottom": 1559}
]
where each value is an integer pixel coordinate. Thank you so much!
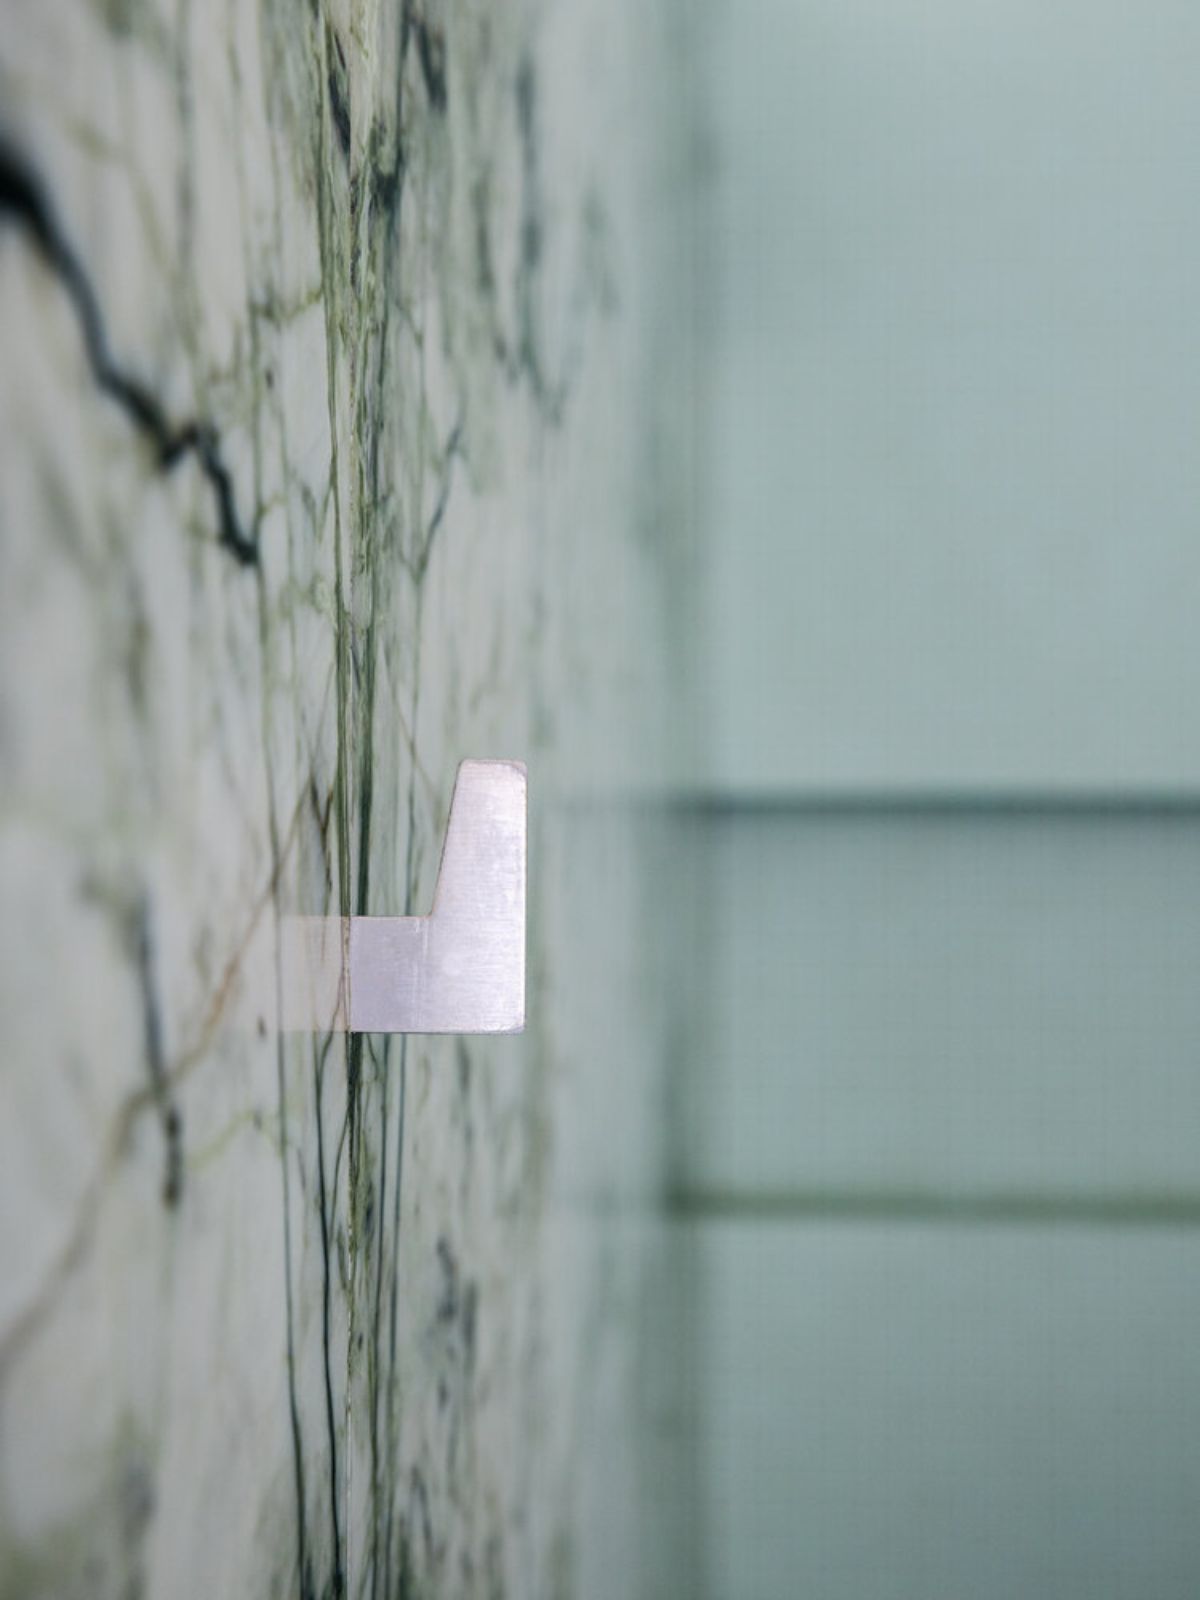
[{"left": 280, "top": 759, "right": 526, "bottom": 1034}]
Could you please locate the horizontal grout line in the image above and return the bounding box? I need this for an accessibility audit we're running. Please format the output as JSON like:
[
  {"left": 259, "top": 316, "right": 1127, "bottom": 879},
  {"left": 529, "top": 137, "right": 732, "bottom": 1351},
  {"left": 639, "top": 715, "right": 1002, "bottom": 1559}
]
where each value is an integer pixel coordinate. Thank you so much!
[
  {"left": 666, "top": 790, "right": 1200, "bottom": 819},
  {"left": 666, "top": 1186, "right": 1200, "bottom": 1229}
]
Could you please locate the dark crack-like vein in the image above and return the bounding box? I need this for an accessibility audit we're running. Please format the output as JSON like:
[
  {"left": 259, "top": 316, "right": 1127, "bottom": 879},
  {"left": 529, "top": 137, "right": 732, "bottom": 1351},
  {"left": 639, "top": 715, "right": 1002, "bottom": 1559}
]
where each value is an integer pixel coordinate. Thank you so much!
[
  {"left": 511, "top": 53, "right": 564, "bottom": 421},
  {"left": 0, "top": 136, "right": 258, "bottom": 566},
  {"left": 327, "top": 25, "right": 352, "bottom": 162},
  {"left": 411, "top": 10, "right": 448, "bottom": 113},
  {"left": 312, "top": 1031, "right": 346, "bottom": 1598},
  {"left": 416, "top": 418, "right": 463, "bottom": 581},
  {"left": 133, "top": 896, "right": 184, "bottom": 1208}
]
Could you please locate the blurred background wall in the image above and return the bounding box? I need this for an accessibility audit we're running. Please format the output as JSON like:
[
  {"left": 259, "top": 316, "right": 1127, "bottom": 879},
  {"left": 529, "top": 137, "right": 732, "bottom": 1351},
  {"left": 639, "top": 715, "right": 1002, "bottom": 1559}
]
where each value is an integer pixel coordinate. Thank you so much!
[{"left": 676, "top": 2, "right": 1200, "bottom": 1595}]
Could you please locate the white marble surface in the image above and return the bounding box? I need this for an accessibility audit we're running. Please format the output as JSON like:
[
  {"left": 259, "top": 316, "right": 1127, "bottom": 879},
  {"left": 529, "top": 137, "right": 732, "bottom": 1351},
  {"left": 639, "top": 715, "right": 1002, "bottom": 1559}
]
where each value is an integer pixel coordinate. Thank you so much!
[{"left": 0, "top": 3, "right": 692, "bottom": 1594}]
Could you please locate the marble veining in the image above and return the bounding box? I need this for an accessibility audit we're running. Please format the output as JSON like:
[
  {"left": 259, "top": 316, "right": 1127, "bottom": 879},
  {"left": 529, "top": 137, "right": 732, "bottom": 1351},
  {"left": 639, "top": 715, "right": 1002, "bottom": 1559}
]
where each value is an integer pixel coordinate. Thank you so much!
[{"left": 0, "top": 3, "right": 689, "bottom": 1595}]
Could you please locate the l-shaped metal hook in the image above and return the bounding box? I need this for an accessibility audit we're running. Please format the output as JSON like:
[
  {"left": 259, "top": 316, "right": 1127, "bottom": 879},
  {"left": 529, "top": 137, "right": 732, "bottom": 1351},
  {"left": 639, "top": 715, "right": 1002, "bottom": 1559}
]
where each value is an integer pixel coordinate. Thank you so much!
[{"left": 280, "top": 759, "right": 526, "bottom": 1034}]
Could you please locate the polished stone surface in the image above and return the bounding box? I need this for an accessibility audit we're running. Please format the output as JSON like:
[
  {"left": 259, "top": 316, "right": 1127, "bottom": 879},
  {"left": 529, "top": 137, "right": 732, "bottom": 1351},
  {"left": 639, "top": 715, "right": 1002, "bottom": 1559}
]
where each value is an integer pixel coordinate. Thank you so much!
[{"left": 0, "top": 4, "right": 691, "bottom": 1594}]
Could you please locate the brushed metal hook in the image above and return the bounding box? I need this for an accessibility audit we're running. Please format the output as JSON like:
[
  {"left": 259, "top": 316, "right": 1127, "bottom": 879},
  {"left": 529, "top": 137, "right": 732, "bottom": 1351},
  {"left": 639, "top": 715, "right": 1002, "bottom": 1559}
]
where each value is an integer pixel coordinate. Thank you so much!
[{"left": 280, "top": 759, "right": 526, "bottom": 1034}]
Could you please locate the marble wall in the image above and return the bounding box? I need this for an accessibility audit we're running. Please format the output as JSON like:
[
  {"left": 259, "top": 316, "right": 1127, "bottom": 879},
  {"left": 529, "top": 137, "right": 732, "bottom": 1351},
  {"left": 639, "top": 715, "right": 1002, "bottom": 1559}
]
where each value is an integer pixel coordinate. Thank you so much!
[{"left": 0, "top": 3, "right": 695, "bottom": 1596}]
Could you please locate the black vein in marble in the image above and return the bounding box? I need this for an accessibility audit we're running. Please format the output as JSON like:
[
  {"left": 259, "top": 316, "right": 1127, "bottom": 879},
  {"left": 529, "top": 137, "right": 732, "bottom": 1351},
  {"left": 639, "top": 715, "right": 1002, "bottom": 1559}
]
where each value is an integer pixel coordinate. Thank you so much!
[
  {"left": 277, "top": 1019, "right": 314, "bottom": 1600},
  {"left": 311, "top": 1031, "right": 345, "bottom": 1597},
  {"left": 379, "top": 719, "right": 422, "bottom": 1597},
  {"left": 409, "top": 8, "right": 448, "bottom": 113},
  {"left": 514, "top": 53, "right": 558, "bottom": 414},
  {"left": 0, "top": 137, "right": 258, "bottom": 567},
  {"left": 133, "top": 896, "right": 184, "bottom": 1208},
  {"left": 366, "top": 1033, "right": 390, "bottom": 1600},
  {"left": 469, "top": 54, "right": 587, "bottom": 427},
  {"left": 415, "top": 419, "right": 464, "bottom": 581},
  {"left": 327, "top": 25, "right": 352, "bottom": 162}
]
